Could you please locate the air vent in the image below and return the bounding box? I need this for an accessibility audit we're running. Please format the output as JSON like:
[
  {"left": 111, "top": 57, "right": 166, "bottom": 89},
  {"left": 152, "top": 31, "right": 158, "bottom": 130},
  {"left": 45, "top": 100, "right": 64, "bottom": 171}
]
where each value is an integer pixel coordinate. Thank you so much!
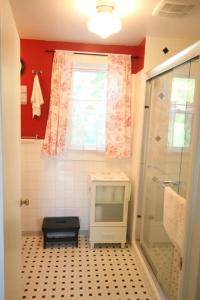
[{"left": 152, "top": 0, "right": 199, "bottom": 17}]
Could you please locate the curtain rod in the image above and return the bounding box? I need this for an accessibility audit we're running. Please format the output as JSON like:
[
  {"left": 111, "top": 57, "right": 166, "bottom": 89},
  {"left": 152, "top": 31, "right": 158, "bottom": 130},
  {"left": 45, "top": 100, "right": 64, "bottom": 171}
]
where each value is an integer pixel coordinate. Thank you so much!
[{"left": 45, "top": 50, "right": 139, "bottom": 59}]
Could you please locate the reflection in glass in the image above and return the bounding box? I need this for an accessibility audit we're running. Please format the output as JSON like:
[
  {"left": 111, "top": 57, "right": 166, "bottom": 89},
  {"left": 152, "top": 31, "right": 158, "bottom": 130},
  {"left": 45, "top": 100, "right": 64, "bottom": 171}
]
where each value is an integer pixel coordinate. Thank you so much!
[{"left": 168, "top": 77, "right": 195, "bottom": 149}]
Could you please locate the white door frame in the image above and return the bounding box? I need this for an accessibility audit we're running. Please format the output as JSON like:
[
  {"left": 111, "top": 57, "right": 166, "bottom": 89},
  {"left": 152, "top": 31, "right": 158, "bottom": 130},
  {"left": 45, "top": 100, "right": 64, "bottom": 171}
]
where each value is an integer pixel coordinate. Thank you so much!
[{"left": 1, "top": 0, "right": 21, "bottom": 299}]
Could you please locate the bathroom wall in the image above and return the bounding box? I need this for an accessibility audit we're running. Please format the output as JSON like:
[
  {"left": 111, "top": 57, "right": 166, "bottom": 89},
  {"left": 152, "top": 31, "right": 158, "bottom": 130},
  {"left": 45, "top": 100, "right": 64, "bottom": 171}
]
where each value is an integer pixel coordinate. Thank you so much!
[
  {"left": 21, "top": 36, "right": 194, "bottom": 235},
  {"left": 20, "top": 38, "right": 145, "bottom": 138},
  {"left": 20, "top": 38, "right": 144, "bottom": 233},
  {"left": 21, "top": 141, "right": 131, "bottom": 232},
  {"left": 144, "top": 36, "right": 197, "bottom": 71}
]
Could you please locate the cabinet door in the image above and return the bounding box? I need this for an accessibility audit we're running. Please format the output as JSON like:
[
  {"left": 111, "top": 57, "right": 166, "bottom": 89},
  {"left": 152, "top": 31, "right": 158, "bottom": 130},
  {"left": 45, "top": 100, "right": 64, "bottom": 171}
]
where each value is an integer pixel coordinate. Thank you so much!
[{"left": 91, "top": 182, "right": 130, "bottom": 226}]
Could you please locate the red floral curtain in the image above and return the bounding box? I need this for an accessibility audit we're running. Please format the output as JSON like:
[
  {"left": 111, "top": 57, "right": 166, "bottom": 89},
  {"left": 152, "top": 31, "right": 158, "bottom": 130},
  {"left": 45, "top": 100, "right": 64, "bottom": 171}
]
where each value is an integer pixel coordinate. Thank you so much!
[
  {"left": 106, "top": 55, "right": 132, "bottom": 158},
  {"left": 42, "top": 51, "right": 73, "bottom": 155}
]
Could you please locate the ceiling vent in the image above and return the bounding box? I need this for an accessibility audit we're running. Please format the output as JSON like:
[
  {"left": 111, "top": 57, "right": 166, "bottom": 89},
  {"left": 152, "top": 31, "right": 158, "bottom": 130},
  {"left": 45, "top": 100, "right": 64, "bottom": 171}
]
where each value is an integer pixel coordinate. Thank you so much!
[{"left": 152, "top": 0, "right": 199, "bottom": 17}]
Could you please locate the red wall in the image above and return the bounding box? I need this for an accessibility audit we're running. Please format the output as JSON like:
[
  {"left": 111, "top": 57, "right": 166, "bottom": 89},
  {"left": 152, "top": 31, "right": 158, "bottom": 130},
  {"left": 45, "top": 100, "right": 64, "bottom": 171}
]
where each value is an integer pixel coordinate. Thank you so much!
[
  {"left": 21, "top": 39, "right": 145, "bottom": 139},
  {"left": 132, "top": 39, "right": 146, "bottom": 74}
]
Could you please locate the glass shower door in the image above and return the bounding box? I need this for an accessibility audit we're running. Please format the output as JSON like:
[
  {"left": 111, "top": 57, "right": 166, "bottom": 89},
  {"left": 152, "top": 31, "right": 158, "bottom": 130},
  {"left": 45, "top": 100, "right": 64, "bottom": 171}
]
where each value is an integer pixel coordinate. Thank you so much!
[{"left": 140, "top": 59, "right": 198, "bottom": 300}]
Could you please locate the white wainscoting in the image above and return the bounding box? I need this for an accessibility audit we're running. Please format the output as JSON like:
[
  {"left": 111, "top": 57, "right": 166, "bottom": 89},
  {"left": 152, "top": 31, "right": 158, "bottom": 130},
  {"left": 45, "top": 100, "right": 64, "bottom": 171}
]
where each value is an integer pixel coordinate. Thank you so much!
[{"left": 21, "top": 140, "right": 131, "bottom": 232}]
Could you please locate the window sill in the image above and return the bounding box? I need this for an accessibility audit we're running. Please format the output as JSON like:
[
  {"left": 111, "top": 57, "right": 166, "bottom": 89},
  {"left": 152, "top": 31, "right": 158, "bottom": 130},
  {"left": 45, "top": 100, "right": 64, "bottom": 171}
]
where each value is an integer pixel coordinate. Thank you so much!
[{"left": 21, "top": 140, "right": 131, "bottom": 162}]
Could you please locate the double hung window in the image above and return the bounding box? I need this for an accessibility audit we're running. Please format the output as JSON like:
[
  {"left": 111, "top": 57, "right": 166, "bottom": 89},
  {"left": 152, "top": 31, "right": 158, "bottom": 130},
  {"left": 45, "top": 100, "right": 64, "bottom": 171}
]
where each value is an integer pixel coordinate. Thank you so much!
[{"left": 68, "top": 56, "right": 108, "bottom": 151}]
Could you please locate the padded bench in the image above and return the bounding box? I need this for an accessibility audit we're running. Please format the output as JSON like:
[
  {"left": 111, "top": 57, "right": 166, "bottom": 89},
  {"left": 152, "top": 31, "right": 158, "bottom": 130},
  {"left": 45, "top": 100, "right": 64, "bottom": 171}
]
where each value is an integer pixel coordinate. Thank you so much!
[{"left": 42, "top": 217, "right": 80, "bottom": 249}]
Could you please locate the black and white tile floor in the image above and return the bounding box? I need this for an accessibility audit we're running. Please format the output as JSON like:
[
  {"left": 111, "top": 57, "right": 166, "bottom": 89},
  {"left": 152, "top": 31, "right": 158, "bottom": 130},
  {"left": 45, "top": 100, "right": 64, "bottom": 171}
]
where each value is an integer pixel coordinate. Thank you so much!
[{"left": 21, "top": 235, "right": 156, "bottom": 300}]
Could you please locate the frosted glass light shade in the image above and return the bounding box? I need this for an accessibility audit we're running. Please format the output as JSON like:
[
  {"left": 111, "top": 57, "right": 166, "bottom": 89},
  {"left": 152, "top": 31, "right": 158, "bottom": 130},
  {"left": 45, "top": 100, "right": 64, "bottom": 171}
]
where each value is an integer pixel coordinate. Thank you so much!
[{"left": 87, "top": 11, "right": 122, "bottom": 39}]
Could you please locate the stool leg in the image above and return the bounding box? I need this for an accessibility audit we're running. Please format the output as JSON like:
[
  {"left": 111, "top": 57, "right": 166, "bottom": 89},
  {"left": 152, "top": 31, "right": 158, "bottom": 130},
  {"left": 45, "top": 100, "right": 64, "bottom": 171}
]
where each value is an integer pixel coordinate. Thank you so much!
[
  {"left": 43, "top": 233, "right": 47, "bottom": 249},
  {"left": 75, "top": 230, "right": 79, "bottom": 247}
]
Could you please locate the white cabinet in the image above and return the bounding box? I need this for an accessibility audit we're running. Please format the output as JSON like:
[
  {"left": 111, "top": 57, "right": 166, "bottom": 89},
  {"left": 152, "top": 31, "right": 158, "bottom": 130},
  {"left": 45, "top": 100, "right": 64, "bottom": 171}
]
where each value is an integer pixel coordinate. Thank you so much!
[{"left": 89, "top": 172, "right": 131, "bottom": 248}]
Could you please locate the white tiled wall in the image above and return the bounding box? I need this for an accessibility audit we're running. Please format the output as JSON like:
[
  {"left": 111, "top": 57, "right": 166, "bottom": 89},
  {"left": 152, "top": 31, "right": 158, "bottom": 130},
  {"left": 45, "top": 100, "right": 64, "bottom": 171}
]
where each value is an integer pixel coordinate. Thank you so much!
[{"left": 21, "top": 140, "right": 131, "bottom": 232}]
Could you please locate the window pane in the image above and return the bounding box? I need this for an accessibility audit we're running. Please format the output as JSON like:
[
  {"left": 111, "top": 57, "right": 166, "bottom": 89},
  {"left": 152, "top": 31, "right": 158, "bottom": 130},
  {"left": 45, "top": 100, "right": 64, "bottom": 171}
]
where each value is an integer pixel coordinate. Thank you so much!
[
  {"left": 69, "top": 67, "right": 107, "bottom": 151},
  {"left": 70, "top": 101, "right": 106, "bottom": 150},
  {"left": 72, "top": 70, "right": 107, "bottom": 101}
]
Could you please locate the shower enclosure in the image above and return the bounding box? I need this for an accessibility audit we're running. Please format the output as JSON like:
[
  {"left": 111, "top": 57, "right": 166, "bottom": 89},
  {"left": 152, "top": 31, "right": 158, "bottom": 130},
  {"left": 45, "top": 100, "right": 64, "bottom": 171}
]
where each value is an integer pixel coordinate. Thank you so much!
[{"left": 139, "top": 54, "right": 200, "bottom": 300}]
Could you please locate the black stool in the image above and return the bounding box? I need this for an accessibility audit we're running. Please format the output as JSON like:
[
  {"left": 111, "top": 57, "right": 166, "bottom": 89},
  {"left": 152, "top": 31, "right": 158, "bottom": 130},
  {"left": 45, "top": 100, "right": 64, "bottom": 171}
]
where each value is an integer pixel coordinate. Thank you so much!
[{"left": 42, "top": 217, "right": 80, "bottom": 249}]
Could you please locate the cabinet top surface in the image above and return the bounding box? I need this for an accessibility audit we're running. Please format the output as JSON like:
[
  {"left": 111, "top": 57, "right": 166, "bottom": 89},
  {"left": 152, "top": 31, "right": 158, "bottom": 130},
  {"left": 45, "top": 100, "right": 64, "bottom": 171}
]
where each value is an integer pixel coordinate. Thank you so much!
[{"left": 89, "top": 172, "right": 130, "bottom": 182}]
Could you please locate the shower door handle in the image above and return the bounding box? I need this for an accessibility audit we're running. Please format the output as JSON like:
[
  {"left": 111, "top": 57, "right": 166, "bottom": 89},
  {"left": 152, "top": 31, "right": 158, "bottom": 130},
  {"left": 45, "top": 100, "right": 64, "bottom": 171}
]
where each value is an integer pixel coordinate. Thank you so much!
[
  {"left": 161, "top": 180, "right": 180, "bottom": 186},
  {"left": 152, "top": 177, "right": 180, "bottom": 187}
]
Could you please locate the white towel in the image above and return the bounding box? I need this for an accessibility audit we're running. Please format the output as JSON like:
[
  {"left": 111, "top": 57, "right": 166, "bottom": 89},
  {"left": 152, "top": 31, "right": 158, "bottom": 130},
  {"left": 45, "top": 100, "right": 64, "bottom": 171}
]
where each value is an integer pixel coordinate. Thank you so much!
[
  {"left": 163, "top": 186, "right": 186, "bottom": 256},
  {"left": 31, "top": 74, "right": 44, "bottom": 117}
]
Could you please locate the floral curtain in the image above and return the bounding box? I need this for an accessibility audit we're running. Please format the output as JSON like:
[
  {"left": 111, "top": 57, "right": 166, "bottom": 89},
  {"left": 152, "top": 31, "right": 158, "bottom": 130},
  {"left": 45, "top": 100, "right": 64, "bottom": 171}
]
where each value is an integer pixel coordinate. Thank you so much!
[
  {"left": 42, "top": 51, "right": 73, "bottom": 155},
  {"left": 106, "top": 54, "right": 132, "bottom": 158}
]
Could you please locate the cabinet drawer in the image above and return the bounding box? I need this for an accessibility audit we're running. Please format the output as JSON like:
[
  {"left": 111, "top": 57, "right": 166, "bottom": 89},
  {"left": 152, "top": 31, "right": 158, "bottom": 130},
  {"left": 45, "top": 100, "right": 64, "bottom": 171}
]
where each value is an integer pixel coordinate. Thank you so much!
[{"left": 89, "top": 226, "right": 127, "bottom": 243}]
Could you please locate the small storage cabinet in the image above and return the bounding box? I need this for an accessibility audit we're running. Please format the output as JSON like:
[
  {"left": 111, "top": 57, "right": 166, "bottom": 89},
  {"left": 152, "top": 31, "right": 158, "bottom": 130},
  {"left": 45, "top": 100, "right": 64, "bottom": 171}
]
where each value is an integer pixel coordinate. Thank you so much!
[{"left": 89, "top": 172, "right": 131, "bottom": 248}]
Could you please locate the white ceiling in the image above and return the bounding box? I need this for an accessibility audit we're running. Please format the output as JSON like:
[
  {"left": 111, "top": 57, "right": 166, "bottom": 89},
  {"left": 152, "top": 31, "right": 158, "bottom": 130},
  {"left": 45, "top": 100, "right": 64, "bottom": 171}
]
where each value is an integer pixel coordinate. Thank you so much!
[{"left": 10, "top": 0, "right": 200, "bottom": 46}]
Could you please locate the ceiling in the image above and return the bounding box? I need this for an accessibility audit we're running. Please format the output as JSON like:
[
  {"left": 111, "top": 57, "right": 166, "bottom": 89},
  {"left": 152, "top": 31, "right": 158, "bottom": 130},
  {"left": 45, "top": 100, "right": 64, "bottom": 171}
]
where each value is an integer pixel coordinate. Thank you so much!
[{"left": 10, "top": 0, "right": 200, "bottom": 46}]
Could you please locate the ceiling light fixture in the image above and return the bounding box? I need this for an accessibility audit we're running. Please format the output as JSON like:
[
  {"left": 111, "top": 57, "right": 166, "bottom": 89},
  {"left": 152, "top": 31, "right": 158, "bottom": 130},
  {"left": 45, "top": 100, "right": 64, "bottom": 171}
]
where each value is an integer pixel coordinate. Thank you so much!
[{"left": 87, "top": 0, "right": 122, "bottom": 39}]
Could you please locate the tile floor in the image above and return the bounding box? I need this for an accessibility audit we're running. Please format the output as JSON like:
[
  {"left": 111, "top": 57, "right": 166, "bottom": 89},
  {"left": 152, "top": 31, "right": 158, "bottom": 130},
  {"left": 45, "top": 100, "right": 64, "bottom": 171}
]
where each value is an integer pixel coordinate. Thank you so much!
[
  {"left": 148, "top": 245, "right": 179, "bottom": 300},
  {"left": 21, "top": 235, "right": 157, "bottom": 300}
]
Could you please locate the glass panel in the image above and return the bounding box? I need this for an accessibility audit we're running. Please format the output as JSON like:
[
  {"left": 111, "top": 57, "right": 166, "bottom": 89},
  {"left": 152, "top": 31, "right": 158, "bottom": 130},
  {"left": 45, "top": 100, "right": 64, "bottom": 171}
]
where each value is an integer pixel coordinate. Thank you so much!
[
  {"left": 168, "top": 77, "right": 195, "bottom": 149},
  {"left": 72, "top": 70, "right": 107, "bottom": 101},
  {"left": 140, "top": 60, "right": 197, "bottom": 300},
  {"left": 95, "top": 186, "right": 125, "bottom": 222},
  {"left": 70, "top": 69, "right": 107, "bottom": 150},
  {"left": 179, "top": 58, "right": 200, "bottom": 199},
  {"left": 70, "top": 101, "right": 106, "bottom": 150}
]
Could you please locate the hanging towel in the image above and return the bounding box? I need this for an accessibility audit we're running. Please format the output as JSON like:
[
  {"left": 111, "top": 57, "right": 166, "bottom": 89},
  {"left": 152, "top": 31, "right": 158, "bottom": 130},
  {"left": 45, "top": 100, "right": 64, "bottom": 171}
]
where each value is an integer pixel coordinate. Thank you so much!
[
  {"left": 163, "top": 186, "right": 186, "bottom": 256},
  {"left": 31, "top": 74, "right": 44, "bottom": 117}
]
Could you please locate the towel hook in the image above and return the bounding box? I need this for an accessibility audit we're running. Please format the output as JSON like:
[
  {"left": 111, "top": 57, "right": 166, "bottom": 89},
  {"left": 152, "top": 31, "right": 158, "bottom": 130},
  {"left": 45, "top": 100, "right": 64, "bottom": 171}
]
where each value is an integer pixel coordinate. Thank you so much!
[{"left": 32, "top": 70, "right": 42, "bottom": 75}]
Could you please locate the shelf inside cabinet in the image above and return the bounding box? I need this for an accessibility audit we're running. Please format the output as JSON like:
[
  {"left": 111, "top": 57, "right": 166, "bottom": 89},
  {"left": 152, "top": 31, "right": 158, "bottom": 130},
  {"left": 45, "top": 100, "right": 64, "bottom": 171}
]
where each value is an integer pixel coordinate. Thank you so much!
[{"left": 95, "top": 203, "right": 124, "bottom": 222}]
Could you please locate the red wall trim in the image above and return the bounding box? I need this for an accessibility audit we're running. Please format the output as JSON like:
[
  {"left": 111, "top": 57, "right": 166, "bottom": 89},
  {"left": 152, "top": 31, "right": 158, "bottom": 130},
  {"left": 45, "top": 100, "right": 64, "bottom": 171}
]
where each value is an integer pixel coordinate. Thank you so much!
[{"left": 21, "top": 39, "right": 145, "bottom": 139}]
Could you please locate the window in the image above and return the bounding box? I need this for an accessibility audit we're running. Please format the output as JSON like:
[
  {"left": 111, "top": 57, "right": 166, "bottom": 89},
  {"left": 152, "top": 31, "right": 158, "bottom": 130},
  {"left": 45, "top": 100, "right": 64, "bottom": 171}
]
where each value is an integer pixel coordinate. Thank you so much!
[
  {"left": 168, "top": 77, "right": 195, "bottom": 149},
  {"left": 68, "top": 57, "right": 107, "bottom": 151}
]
